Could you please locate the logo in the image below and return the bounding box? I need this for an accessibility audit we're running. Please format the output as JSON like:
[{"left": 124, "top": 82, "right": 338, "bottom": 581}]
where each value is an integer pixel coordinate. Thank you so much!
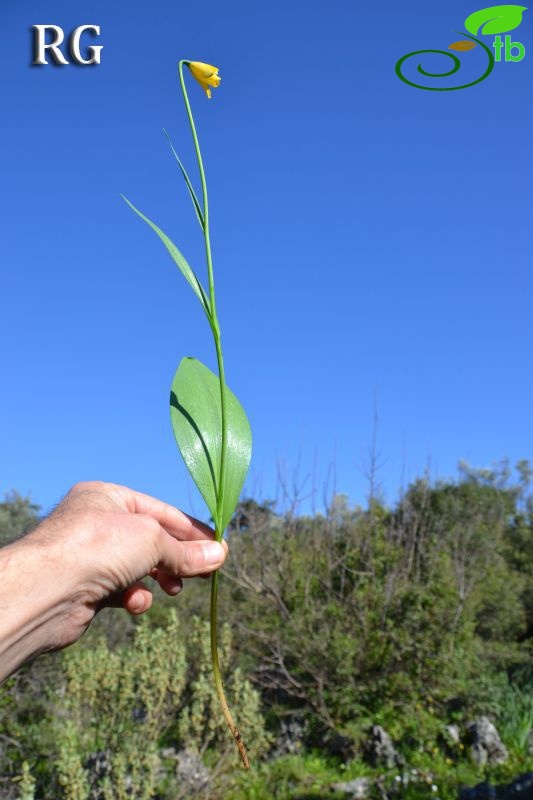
[
  {"left": 32, "top": 24, "right": 103, "bottom": 66},
  {"left": 396, "top": 4, "right": 527, "bottom": 90}
]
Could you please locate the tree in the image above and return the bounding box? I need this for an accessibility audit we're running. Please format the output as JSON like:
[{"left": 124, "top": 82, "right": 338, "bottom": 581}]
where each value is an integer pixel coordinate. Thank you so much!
[{"left": 0, "top": 492, "right": 41, "bottom": 546}]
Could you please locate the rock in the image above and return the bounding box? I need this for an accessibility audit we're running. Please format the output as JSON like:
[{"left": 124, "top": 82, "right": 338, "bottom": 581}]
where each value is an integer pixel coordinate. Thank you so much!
[
  {"left": 160, "top": 747, "right": 177, "bottom": 760},
  {"left": 324, "top": 732, "right": 357, "bottom": 760},
  {"left": 271, "top": 717, "right": 305, "bottom": 757},
  {"left": 505, "top": 772, "right": 533, "bottom": 798},
  {"left": 85, "top": 751, "right": 112, "bottom": 800},
  {"left": 176, "top": 749, "right": 210, "bottom": 793},
  {"left": 363, "top": 725, "right": 402, "bottom": 769},
  {"left": 331, "top": 777, "right": 371, "bottom": 798},
  {"left": 458, "top": 772, "right": 533, "bottom": 800},
  {"left": 459, "top": 782, "right": 497, "bottom": 800},
  {"left": 466, "top": 717, "right": 508, "bottom": 766},
  {"left": 445, "top": 723, "right": 461, "bottom": 744}
]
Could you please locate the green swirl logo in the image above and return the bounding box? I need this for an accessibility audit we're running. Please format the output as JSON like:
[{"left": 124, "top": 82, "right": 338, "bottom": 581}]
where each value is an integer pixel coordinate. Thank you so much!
[{"left": 396, "top": 4, "right": 528, "bottom": 91}]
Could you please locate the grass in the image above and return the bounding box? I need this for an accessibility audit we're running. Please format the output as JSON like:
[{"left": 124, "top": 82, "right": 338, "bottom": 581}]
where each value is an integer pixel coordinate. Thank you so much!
[{"left": 495, "top": 682, "right": 533, "bottom": 756}]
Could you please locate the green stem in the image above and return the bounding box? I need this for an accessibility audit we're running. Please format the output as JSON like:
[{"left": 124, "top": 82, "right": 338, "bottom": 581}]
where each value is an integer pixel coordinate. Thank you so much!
[
  {"left": 179, "top": 60, "right": 228, "bottom": 526},
  {"left": 178, "top": 60, "right": 248, "bottom": 769}
]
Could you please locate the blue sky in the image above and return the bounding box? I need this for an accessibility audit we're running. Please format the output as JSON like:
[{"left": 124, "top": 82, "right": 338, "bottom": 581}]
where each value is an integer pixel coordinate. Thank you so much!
[{"left": 1, "top": 0, "right": 531, "bottom": 520}]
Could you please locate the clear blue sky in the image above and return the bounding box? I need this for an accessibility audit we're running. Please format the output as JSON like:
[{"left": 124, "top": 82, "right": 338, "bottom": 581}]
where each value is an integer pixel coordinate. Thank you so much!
[{"left": 1, "top": 0, "right": 531, "bottom": 519}]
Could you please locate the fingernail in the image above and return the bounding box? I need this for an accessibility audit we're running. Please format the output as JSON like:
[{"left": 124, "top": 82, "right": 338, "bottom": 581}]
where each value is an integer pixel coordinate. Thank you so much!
[{"left": 204, "top": 541, "right": 225, "bottom": 568}]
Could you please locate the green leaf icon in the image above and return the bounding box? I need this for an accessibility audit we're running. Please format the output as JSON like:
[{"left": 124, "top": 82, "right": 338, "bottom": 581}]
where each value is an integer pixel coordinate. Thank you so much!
[
  {"left": 170, "top": 357, "right": 252, "bottom": 532},
  {"left": 465, "top": 4, "right": 527, "bottom": 35}
]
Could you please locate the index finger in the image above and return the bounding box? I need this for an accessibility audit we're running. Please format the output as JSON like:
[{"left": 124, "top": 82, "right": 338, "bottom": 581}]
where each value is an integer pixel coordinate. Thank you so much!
[{"left": 107, "top": 483, "right": 215, "bottom": 542}]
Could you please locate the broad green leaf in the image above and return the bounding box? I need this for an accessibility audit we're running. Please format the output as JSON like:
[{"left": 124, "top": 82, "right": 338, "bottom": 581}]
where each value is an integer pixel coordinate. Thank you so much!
[
  {"left": 122, "top": 195, "right": 211, "bottom": 318},
  {"left": 170, "top": 357, "right": 252, "bottom": 532},
  {"left": 465, "top": 5, "right": 527, "bottom": 35},
  {"left": 163, "top": 129, "right": 205, "bottom": 230}
]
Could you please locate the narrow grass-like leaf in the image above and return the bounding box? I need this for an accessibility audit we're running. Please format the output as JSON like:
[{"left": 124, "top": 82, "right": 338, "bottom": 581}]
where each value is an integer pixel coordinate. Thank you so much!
[
  {"left": 170, "top": 357, "right": 252, "bottom": 531},
  {"left": 122, "top": 195, "right": 211, "bottom": 318},
  {"left": 163, "top": 129, "right": 205, "bottom": 230}
]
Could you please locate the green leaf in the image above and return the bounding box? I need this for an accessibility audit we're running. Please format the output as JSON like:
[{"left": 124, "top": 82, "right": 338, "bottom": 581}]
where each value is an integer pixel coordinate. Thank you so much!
[
  {"left": 464, "top": 5, "right": 527, "bottom": 35},
  {"left": 121, "top": 195, "right": 211, "bottom": 318},
  {"left": 170, "top": 357, "right": 252, "bottom": 532},
  {"left": 163, "top": 129, "right": 205, "bottom": 231}
]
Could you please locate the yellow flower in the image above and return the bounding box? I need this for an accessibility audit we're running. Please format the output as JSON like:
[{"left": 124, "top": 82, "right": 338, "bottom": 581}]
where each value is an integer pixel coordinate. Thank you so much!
[{"left": 187, "top": 61, "right": 221, "bottom": 98}]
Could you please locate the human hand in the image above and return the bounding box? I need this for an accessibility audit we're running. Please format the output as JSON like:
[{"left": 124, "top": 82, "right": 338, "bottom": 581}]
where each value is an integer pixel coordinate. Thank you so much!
[{"left": 0, "top": 481, "right": 226, "bottom": 681}]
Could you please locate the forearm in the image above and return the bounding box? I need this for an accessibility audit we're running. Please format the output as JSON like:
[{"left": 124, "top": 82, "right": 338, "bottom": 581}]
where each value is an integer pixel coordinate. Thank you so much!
[{"left": 0, "top": 535, "right": 81, "bottom": 683}]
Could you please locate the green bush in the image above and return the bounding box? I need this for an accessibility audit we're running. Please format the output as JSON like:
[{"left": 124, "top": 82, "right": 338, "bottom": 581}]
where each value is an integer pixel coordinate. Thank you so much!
[
  {"left": 1, "top": 462, "right": 531, "bottom": 798},
  {"left": 8, "top": 610, "right": 268, "bottom": 799}
]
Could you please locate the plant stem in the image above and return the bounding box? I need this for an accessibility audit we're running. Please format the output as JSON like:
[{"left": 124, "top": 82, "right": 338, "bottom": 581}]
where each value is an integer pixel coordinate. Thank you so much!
[
  {"left": 210, "top": 568, "right": 250, "bottom": 769},
  {"left": 178, "top": 61, "right": 229, "bottom": 524},
  {"left": 178, "top": 60, "right": 249, "bottom": 769}
]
